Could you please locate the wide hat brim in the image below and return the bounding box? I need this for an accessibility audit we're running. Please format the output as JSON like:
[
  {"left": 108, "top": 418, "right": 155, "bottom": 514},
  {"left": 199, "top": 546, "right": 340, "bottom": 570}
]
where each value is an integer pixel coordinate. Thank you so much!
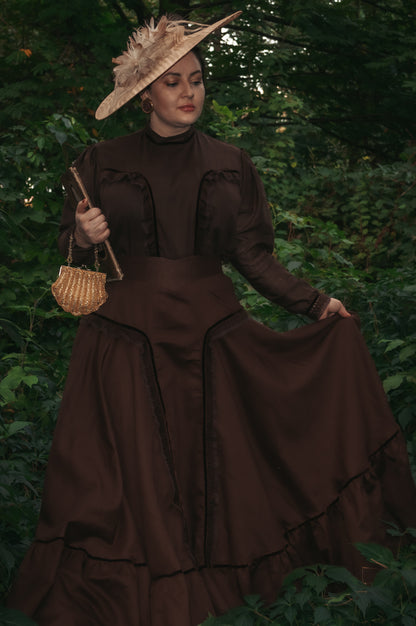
[{"left": 95, "top": 11, "right": 242, "bottom": 120}]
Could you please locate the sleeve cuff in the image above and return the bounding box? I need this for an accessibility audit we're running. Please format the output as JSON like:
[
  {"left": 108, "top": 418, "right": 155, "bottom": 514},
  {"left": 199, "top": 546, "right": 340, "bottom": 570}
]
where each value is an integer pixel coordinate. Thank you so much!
[{"left": 307, "top": 293, "right": 331, "bottom": 321}]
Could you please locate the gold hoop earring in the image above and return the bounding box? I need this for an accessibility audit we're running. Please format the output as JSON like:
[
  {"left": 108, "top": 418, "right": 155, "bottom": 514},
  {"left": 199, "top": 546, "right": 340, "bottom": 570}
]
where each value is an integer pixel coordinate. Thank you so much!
[{"left": 141, "top": 98, "right": 154, "bottom": 114}]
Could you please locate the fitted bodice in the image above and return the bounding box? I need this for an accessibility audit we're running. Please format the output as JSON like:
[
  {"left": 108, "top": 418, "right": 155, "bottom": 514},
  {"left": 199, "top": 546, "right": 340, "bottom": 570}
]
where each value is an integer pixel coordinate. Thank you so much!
[
  {"left": 58, "top": 125, "right": 329, "bottom": 319},
  {"left": 61, "top": 125, "right": 253, "bottom": 261}
]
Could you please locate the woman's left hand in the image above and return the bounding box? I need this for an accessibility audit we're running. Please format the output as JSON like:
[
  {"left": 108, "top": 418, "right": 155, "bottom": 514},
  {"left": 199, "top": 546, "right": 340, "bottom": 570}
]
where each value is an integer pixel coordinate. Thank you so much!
[{"left": 320, "top": 298, "right": 351, "bottom": 320}]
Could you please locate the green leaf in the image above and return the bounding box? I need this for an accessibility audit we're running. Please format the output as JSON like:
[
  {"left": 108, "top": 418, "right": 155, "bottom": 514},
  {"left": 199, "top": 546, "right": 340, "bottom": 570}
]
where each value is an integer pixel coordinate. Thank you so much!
[
  {"left": 287, "top": 261, "right": 302, "bottom": 271},
  {"left": 284, "top": 605, "right": 297, "bottom": 624},
  {"left": 0, "top": 365, "right": 38, "bottom": 405},
  {"left": 355, "top": 542, "right": 396, "bottom": 566},
  {"left": 313, "top": 606, "right": 331, "bottom": 622},
  {"left": 295, "top": 589, "right": 312, "bottom": 608},
  {"left": 281, "top": 566, "right": 310, "bottom": 587},
  {"left": 243, "top": 595, "right": 262, "bottom": 609},
  {"left": 383, "top": 339, "right": 405, "bottom": 353},
  {"left": 0, "top": 544, "right": 16, "bottom": 575},
  {"left": 0, "top": 421, "right": 32, "bottom": 440},
  {"left": 235, "top": 615, "right": 254, "bottom": 626},
  {"left": 351, "top": 590, "right": 372, "bottom": 616},
  {"left": 383, "top": 374, "right": 405, "bottom": 393},
  {"left": 399, "top": 345, "right": 416, "bottom": 362},
  {"left": 365, "top": 585, "right": 393, "bottom": 609},
  {"left": 398, "top": 407, "right": 414, "bottom": 430},
  {"left": 402, "top": 568, "right": 416, "bottom": 587},
  {"left": 304, "top": 572, "right": 329, "bottom": 594},
  {"left": 325, "top": 565, "right": 362, "bottom": 588},
  {"left": 0, "top": 607, "right": 38, "bottom": 626}
]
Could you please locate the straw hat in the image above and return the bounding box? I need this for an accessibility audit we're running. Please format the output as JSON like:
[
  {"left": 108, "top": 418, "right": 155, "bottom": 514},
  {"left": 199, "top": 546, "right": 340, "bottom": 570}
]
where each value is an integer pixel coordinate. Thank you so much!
[{"left": 95, "top": 11, "right": 242, "bottom": 120}]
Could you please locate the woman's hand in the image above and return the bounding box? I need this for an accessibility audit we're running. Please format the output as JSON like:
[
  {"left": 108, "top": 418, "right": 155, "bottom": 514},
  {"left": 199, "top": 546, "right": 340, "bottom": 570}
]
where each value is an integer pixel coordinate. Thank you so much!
[
  {"left": 320, "top": 297, "right": 351, "bottom": 320},
  {"left": 74, "top": 199, "right": 110, "bottom": 248}
]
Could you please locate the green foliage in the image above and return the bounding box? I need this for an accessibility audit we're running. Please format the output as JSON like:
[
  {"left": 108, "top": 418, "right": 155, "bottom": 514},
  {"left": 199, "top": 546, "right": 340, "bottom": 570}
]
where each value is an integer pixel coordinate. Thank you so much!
[
  {"left": 207, "top": 100, "right": 255, "bottom": 144},
  {"left": 0, "top": 606, "right": 37, "bottom": 626},
  {"left": 220, "top": 0, "right": 416, "bottom": 160},
  {"left": 201, "top": 531, "right": 416, "bottom": 625},
  {"left": 0, "top": 111, "right": 83, "bottom": 600}
]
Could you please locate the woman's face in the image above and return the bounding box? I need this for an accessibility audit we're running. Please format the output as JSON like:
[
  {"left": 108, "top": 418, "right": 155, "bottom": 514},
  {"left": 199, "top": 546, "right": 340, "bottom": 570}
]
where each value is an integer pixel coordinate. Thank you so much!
[{"left": 145, "top": 51, "right": 205, "bottom": 137}]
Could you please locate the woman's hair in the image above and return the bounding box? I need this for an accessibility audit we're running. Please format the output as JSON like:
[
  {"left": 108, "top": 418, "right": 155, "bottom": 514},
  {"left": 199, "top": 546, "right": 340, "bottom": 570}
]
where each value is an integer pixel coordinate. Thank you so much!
[
  {"left": 191, "top": 46, "right": 205, "bottom": 81},
  {"left": 165, "top": 13, "right": 205, "bottom": 79}
]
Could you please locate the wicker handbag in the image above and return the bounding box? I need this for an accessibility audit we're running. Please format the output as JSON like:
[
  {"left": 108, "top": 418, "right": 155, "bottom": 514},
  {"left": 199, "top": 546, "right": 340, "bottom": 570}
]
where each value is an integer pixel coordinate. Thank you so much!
[
  {"left": 51, "top": 166, "right": 123, "bottom": 316},
  {"left": 51, "top": 234, "right": 108, "bottom": 316}
]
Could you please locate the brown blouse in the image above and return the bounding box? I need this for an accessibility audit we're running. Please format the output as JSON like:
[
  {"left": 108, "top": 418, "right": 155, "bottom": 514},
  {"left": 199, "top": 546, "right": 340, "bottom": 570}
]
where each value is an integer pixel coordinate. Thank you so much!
[{"left": 59, "top": 125, "right": 329, "bottom": 319}]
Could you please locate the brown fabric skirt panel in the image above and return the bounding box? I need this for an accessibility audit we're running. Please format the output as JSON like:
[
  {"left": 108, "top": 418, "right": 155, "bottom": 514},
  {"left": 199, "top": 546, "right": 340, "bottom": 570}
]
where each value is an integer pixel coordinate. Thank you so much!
[
  {"left": 93, "top": 257, "right": 244, "bottom": 561},
  {"left": 35, "top": 316, "right": 196, "bottom": 574},
  {"left": 204, "top": 314, "right": 416, "bottom": 571}
]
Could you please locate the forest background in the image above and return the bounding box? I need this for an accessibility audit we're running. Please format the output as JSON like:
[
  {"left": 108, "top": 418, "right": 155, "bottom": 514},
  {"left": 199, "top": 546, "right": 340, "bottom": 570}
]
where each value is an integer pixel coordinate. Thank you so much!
[{"left": 0, "top": 0, "right": 415, "bottom": 623}]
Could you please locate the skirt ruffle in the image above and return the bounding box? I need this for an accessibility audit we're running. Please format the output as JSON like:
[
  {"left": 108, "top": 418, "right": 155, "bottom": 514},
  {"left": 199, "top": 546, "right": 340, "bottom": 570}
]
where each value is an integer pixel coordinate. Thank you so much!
[{"left": 8, "top": 433, "right": 414, "bottom": 626}]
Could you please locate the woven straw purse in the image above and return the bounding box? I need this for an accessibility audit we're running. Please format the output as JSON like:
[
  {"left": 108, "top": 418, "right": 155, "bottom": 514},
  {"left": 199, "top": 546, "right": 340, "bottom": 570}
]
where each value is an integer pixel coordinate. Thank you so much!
[
  {"left": 51, "top": 166, "right": 122, "bottom": 316},
  {"left": 51, "top": 234, "right": 108, "bottom": 316}
]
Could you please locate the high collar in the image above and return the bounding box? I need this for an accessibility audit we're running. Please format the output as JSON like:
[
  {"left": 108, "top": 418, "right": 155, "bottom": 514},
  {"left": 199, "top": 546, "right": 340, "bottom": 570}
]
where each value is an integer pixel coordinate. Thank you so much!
[{"left": 144, "top": 124, "right": 195, "bottom": 145}]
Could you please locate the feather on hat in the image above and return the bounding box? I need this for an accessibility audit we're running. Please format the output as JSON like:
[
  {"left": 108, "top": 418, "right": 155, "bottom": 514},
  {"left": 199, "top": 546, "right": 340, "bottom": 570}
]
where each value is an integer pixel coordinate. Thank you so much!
[{"left": 95, "top": 11, "right": 242, "bottom": 120}]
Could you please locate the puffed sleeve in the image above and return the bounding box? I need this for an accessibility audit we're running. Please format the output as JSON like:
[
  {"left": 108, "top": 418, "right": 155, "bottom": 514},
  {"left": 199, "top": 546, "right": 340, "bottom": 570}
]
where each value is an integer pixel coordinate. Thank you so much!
[
  {"left": 58, "top": 145, "right": 99, "bottom": 265},
  {"left": 229, "top": 151, "right": 330, "bottom": 320}
]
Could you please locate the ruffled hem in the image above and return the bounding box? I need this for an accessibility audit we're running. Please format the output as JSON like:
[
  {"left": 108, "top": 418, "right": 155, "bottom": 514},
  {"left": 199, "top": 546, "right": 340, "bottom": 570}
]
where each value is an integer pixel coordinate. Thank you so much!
[{"left": 8, "top": 431, "right": 416, "bottom": 626}]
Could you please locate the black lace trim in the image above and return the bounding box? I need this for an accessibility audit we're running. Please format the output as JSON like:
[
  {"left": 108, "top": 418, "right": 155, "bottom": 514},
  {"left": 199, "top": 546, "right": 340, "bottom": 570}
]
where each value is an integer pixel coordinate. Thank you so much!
[{"left": 202, "top": 309, "right": 249, "bottom": 565}]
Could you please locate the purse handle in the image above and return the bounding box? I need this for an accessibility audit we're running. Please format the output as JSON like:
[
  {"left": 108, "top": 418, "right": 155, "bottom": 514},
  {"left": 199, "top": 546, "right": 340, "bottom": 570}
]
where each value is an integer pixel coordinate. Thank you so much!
[
  {"left": 67, "top": 233, "right": 100, "bottom": 271},
  {"left": 69, "top": 166, "right": 124, "bottom": 280}
]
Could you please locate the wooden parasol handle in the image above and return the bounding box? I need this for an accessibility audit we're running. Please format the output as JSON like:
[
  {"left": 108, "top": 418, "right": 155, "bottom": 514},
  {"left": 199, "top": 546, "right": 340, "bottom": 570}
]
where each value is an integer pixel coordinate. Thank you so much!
[{"left": 69, "top": 166, "right": 123, "bottom": 280}]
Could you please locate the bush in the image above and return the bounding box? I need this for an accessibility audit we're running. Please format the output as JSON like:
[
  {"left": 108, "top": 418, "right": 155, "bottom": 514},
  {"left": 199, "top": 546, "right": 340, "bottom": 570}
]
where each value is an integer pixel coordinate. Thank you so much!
[{"left": 202, "top": 529, "right": 416, "bottom": 625}]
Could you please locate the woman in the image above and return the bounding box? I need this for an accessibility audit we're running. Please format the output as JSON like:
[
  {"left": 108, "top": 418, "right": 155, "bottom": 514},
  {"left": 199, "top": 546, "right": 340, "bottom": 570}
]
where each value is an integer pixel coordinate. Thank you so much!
[{"left": 8, "top": 11, "right": 416, "bottom": 626}]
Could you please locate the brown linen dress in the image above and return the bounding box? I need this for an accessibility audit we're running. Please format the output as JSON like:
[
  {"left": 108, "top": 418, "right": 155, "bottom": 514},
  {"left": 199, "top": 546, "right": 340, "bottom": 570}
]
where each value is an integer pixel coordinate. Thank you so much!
[{"left": 7, "top": 126, "right": 416, "bottom": 625}]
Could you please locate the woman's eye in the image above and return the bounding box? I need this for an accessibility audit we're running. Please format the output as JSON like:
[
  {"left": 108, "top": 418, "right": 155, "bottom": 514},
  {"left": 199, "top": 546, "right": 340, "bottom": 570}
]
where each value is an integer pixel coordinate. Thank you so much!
[
  {"left": 166, "top": 82, "right": 178, "bottom": 87},
  {"left": 192, "top": 80, "right": 203, "bottom": 86}
]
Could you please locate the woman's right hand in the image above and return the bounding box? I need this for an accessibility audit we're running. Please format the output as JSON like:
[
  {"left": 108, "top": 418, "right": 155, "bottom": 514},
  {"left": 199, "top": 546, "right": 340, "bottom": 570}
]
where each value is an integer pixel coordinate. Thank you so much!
[
  {"left": 74, "top": 198, "right": 110, "bottom": 248},
  {"left": 319, "top": 297, "right": 351, "bottom": 320}
]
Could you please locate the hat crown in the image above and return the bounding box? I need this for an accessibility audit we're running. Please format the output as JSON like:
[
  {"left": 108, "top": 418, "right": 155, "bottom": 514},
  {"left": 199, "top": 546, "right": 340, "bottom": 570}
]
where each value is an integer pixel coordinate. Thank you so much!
[{"left": 113, "top": 16, "right": 205, "bottom": 90}]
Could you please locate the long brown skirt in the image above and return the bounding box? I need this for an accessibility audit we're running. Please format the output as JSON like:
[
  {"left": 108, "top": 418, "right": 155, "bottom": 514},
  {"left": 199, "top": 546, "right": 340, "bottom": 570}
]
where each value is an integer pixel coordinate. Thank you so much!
[{"left": 8, "top": 256, "right": 416, "bottom": 625}]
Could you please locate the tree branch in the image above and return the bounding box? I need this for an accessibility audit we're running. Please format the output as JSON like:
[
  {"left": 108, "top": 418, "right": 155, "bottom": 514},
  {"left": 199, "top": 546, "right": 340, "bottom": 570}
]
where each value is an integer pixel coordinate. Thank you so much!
[
  {"left": 189, "top": 0, "right": 232, "bottom": 11},
  {"left": 360, "top": 0, "right": 405, "bottom": 17},
  {"left": 103, "top": 0, "right": 132, "bottom": 25},
  {"left": 229, "top": 23, "right": 280, "bottom": 43}
]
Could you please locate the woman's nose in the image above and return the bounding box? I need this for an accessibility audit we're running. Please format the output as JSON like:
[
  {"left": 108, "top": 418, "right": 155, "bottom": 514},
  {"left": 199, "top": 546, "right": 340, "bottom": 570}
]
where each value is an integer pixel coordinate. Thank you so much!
[{"left": 182, "top": 83, "right": 195, "bottom": 98}]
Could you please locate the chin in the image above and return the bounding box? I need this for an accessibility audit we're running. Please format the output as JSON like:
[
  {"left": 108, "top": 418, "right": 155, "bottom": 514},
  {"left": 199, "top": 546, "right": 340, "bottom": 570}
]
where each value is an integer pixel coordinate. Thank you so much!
[{"left": 177, "top": 110, "right": 201, "bottom": 124}]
